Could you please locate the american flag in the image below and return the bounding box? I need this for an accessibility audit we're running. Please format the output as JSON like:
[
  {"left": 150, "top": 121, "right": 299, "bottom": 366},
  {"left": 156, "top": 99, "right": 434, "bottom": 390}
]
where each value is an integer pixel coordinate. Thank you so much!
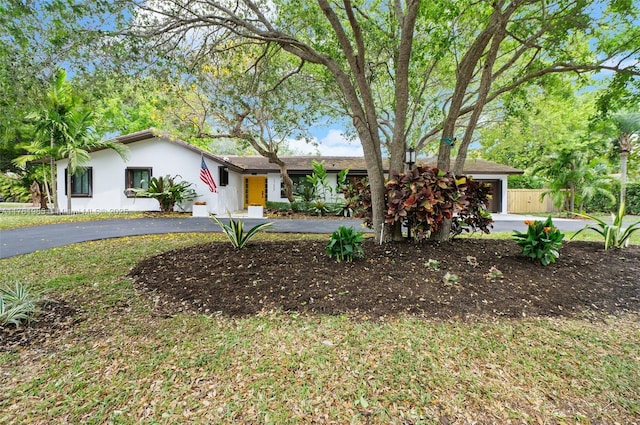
[{"left": 200, "top": 157, "right": 217, "bottom": 192}]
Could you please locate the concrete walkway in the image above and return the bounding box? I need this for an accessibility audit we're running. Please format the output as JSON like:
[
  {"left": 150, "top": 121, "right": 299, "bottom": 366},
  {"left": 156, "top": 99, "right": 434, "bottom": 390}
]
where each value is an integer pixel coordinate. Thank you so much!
[{"left": 0, "top": 214, "right": 592, "bottom": 259}]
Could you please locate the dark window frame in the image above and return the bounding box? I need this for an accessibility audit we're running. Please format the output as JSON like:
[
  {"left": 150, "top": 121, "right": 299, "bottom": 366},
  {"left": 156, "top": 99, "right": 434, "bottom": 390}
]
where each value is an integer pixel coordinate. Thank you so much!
[
  {"left": 218, "top": 166, "right": 229, "bottom": 186},
  {"left": 64, "top": 167, "right": 93, "bottom": 198},
  {"left": 125, "top": 167, "right": 153, "bottom": 197}
]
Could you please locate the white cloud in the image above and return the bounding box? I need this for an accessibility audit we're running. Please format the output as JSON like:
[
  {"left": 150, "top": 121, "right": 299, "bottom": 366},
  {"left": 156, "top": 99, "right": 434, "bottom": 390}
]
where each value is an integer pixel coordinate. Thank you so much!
[{"left": 288, "top": 129, "right": 364, "bottom": 157}]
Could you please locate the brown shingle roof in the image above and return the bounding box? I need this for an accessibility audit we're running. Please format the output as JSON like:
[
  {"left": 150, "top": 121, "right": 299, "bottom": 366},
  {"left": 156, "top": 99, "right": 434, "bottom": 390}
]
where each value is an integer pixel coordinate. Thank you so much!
[
  {"left": 100, "top": 129, "right": 522, "bottom": 175},
  {"left": 224, "top": 155, "right": 522, "bottom": 175}
]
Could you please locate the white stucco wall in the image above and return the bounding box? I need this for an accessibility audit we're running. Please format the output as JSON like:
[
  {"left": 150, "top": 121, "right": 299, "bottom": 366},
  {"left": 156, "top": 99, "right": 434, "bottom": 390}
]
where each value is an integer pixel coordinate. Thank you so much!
[{"left": 56, "top": 137, "right": 243, "bottom": 214}]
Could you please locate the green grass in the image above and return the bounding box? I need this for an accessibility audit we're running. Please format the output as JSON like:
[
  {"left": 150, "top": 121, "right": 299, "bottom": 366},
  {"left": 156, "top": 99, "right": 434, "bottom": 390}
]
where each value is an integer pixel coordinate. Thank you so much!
[
  {"left": 0, "top": 211, "right": 157, "bottom": 229},
  {"left": 0, "top": 202, "right": 32, "bottom": 209},
  {"left": 0, "top": 233, "right": 638, "bottom": 424}
]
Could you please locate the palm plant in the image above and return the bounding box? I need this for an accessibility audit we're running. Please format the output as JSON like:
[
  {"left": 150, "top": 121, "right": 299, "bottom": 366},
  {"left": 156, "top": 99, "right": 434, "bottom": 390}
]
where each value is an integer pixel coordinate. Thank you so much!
[
  {"left": 21, "top": 68, "right": 75, "bottom": 211},
  {"left": 15, "top": 68, "right": 128, "bottom": 212},
  {"left": 611, "top": 113, "right": 640, "bottom": 205},
  {"left": 535, "top": 149, "right": 613, "bottom": 216},
  {"left": 576, "top": 159, "right": 615, "bottom": 212},
  {"left": 57, "top": 107, "right": 128, "bottom": 212},
  {"left": 135, "top": 175, "right": 198, "bottom": 212}
]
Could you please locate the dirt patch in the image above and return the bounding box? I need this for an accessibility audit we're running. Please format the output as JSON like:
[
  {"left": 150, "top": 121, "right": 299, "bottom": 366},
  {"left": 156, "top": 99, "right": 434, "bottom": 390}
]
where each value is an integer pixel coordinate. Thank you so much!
[
  {"left": 0, "top": 299, "right": 78, "bottom": 352},
  {"left": 129, "top": 239, "right": 640, "bottom": 320}
]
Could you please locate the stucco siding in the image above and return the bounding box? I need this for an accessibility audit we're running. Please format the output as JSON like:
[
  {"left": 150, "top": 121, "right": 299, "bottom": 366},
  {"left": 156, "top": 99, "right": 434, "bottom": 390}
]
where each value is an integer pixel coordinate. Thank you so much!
[{"left": 56, "top": 137, "right": 241, "bottom": 214}]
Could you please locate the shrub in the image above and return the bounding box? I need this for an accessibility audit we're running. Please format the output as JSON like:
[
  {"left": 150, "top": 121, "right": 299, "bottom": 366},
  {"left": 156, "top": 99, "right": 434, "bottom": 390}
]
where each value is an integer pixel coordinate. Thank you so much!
[
  {"left": 0, "top": 173, "right": 31, "bottom": 202},
  {"left": 451, "top": 178, "right": 494, "bottom": 237},
  {"left": 290, "top": 201, "right": 313, "bottom": 213},
  {"left": 266, "top": 201, "right": 292, "bottom": 212},
  {"left": 312, "top": 199, "right": 329, "bottom": 216},
  {"left": 625, "top": 183, "right": 640, "bottom": 215},
  {"left": 343, "top": 171, "right": 493, "bottom": 238},
  {"left": 135, "top": 174, "right": 198, "bottom": 212},
  {"left": 386, "top": 167, "right": 494, "bottom": 239},
  {"left": 386, "top": 167, "right": 462, "bottom": 237},
  {"left": 572, "top": 202, "right": 640, "bottom": 249},
  {"left": 342, "top": 177, "right": 373, "bottom": 227},
  {"left": 512, "top": 216, "right": 564, "bottom": 266},
  {"left": 580, "top": 181, "right": 640, "bottom": 215},
  {"left": 211, "top": 214, "right": 274, "bottom": 249},
  {"left": 326, "top": 226, "right": 365, "bottom": 262},
  {"left": 306, "top": 160, "right": 331, "bottom": 200},
  {"left": 0, "top": 282, "right": 41, "bottom": 327}
]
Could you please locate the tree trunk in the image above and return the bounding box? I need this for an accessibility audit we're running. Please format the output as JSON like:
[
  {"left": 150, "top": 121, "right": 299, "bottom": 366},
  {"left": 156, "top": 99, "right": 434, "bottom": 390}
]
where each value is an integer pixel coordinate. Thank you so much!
[
  {"left": 50, "top": 133, "right": 58, "bottom": 213},
  {"left": 569, "top": 183, "right": 575, "bottom": 217},
  {"left": 39, "top": 183, "right": 48, "bottom": 210},
  {"left": 40, "top": 169, "right": 51, "bottom": 210},
  {"left": 273, "top": 160, "right": 294, "bottom": 203},
  {"left": 66, "top": 168, "right": 72, "bottom": 213},
  {"left": 434, "top": 3, "right": 514, "bottom": 242},
  {"left": 620, "top": 150, "right": 628, "bottom": 206}
]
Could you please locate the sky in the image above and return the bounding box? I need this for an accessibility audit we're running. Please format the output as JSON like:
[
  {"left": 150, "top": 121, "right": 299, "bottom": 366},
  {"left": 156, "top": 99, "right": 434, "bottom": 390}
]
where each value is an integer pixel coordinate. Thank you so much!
[{"left": 289, "top": 129, "right": 364, "bottom": 157}]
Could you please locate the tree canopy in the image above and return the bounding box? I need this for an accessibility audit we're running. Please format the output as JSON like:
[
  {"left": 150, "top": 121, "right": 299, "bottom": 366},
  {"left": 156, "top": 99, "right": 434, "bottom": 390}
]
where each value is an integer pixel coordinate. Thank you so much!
[{"left": 1, "top": 0, "right": 639, "bottom": 240}]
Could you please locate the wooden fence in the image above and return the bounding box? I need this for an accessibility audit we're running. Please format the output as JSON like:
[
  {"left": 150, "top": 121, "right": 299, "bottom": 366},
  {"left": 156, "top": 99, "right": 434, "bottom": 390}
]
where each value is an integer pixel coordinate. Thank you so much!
[{"left": 507, "top": 189, "right": 560, "bottom": 213}]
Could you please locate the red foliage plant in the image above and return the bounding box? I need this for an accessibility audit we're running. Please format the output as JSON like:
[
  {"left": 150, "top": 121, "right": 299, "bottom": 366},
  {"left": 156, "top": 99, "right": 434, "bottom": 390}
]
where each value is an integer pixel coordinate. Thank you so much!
[{"left": 344, "top": 167, "right": 493, "bottom": 239}]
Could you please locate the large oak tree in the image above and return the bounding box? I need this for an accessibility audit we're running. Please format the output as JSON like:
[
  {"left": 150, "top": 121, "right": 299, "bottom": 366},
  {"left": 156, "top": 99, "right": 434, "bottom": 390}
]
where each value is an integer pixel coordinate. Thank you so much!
[{"left": 120, "top": 0, "right": 639, "bottom": 241}]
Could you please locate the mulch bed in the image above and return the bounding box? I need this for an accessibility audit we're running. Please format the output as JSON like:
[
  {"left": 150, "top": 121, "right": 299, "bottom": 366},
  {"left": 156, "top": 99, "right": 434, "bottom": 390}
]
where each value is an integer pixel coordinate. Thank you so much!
[
  {"left": 3, "top": 238, "right": 638, "bottom": 351},
  {"left": 128, "top": 239, "right": 640, "bottom": 320}
]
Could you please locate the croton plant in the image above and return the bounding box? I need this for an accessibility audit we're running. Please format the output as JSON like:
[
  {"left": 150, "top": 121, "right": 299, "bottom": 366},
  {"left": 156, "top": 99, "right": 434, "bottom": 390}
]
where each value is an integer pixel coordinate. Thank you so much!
[{"left": 344, "top": 167, "right": 493, "bottom": 239}]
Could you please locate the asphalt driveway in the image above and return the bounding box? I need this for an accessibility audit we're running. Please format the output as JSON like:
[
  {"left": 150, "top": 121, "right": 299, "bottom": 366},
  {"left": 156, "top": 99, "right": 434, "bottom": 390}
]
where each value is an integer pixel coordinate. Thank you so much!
[{"left": 0, "top": 215, "right": 591, "bottom": 259}]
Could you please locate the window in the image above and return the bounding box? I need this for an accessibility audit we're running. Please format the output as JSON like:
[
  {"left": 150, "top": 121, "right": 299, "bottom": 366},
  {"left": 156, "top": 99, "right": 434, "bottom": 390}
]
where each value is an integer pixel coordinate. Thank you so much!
[
  {"left": 281, "top": 175, "right": 315, "bottom": 200},
  {"left": 218, "top": 166, "right": 229, "bottom": 186},
  {"left": 125, "top": 168, "right": 152, "bottom": 197},
  {"left": 65, "top": 168, "right": 93, "bottom": 197}
]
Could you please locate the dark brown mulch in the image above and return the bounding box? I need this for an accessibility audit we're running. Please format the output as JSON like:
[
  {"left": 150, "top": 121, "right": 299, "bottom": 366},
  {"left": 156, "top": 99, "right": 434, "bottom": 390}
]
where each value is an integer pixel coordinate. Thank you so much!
[
  {"left": 0, "top": 299, "right": 78, "bottom": 352},
  {"left": 128, "top": 239, "right": 640, "bottom": 321}
]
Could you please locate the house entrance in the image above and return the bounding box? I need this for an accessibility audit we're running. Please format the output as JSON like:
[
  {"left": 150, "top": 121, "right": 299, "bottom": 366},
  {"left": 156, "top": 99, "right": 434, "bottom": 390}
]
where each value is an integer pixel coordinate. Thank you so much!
[{"left": 244, "top": 176, "right": 267, "bottom": 208}]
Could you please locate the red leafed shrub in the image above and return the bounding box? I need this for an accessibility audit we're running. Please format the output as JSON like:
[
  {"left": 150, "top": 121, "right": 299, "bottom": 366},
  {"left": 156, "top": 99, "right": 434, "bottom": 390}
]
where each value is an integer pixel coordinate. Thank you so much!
[
  {"left": 342, "top": 177, "right": 373, "bottom": 228},
  {"left": 451, "top": 178, "right": 494, "bottom": 237},
  {"left": 385, "top": 167, "right": 464, "bottom": 237},
  {"left": 344, "top": 168, "right": 493, "bottom": 239}
]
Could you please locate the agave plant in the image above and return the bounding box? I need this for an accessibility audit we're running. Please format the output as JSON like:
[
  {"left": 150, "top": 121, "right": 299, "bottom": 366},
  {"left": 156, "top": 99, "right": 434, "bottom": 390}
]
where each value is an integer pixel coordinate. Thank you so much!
[
  {"left": 211, "top": 214, "right": 274, "bottom": 249},
  {"left": 572, "top": 202, "right": 640, "bottom": 249},
  {"left": 0, "top": 282, "right": 41, "bottom": 327}
]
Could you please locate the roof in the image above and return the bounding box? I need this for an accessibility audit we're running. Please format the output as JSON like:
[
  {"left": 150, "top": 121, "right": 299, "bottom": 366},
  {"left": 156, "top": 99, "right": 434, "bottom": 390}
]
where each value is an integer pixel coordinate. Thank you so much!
[
  {"left": 224, "top": 155, "right": 523, "bottom": 175},
  {"left": 224, "top": 156, "right": 372, "bottom": 174},
  {"left": 90, "top": 129, "right": 522, "bottom": 175},
  {"left": 107, "top": 128, "right": 245, "bottom": 173}
]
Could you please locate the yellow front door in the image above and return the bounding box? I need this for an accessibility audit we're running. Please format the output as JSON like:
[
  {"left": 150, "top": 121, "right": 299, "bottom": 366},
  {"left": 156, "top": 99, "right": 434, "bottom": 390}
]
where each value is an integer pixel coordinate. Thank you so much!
[{"left": 244, "top": 176, "right": 267, "bottom": 208}]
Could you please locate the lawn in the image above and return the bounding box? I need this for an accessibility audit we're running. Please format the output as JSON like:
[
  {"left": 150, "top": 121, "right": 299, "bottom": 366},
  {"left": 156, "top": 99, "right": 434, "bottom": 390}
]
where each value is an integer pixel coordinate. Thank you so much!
[
  {"left": 0, "top": 209, "right": 154, "bottom": 230},
  {"left": 1, "top": 229, "right": 639, "bottom": 424}
]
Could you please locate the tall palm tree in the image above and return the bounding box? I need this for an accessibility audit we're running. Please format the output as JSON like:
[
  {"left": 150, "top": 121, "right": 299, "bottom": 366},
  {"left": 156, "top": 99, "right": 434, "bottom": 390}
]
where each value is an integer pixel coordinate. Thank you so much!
[
  {"left": 23, "top": 68, "right": 74, "bottom": 212},
  {"left": 57, "top": 106, "right": 128, "bottom": 212},
  {"left": 16, "top": 68, "right": 128, "bottom": 212},
  {"left": 612, "top": 113, "right": 640, "bottom": 205},
  {"left": 535, "top": 150, "right": 614, "bottom": 216}
]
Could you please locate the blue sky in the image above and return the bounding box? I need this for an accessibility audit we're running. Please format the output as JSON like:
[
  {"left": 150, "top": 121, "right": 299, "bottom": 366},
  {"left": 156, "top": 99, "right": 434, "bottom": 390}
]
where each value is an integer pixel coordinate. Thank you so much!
[{"left": 289, "top": 129, "right": 364, "bottom": 157}]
